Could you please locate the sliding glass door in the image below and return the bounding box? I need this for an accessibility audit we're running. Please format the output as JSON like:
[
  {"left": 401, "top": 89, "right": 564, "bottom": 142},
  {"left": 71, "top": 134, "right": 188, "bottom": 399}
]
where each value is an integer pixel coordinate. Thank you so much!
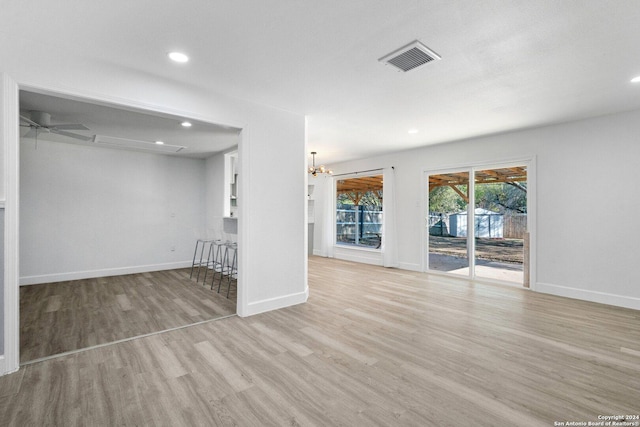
[
  {"left": 425, "top": 163, "right": 529, "bottom": 285},
  {"left": 473, "top": 167, "right": 527, "bottom": 284},
  {"left": 426, "top": 170, "right": 470, "bottom": 276}
]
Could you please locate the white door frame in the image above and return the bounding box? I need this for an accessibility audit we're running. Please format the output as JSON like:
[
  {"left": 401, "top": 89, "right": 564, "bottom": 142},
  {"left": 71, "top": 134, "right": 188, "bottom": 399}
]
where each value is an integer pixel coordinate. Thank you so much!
[
  {"left": 1, "top": 73, "right": 20, "bottom": 376},
  {"left": 0, "top": 76, "right": 248, "bottom": 375}
]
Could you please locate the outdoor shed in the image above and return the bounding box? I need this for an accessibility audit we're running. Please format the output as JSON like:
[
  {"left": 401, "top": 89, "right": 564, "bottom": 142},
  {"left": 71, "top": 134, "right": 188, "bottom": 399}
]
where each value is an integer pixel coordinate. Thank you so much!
[{"left": 449, "top": 208, "right": 504, "bottom": 238}]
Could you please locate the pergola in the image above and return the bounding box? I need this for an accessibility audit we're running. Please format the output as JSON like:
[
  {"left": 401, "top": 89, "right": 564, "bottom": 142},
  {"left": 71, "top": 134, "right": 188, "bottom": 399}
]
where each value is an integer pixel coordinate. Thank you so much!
[
  {"left": 336, "top": 175, "right": 383, "bottom": 193},
  {"left": 429, "top": 166, "right": 527, "bottom": 202},
  {"left": 334, "top": 166, "right": 527, "bottom": 203},
  {"left": 336, "top": 174, "right": 383, "bottom": 204}
]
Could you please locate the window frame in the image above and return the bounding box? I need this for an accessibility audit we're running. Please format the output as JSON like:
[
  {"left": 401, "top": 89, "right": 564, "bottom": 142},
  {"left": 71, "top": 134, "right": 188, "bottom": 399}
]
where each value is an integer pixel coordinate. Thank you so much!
[{"left": 334, "top": 172, "right": 384, "bottom": 251}]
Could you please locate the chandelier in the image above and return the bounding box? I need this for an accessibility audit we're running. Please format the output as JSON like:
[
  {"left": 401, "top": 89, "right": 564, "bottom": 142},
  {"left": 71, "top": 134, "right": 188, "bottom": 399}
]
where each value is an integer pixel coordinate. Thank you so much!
[{"left": 308, "top": 151, "right": 333, "bottom": 176}]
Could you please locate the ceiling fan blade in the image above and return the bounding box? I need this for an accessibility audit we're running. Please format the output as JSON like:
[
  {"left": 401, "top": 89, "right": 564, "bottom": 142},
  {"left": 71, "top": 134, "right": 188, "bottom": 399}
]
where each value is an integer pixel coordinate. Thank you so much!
[
  {"left": 20, "top": 114, "right": 41, "bottom": 127},
  {"left": 23, "top": 128, "right": 38, "bottom": 139},
  {"left": 52, "top": 129, "right": 92, "bottom": 141},
  {"left": 51, "top": 124, "right": 90, "bottom": 131}
]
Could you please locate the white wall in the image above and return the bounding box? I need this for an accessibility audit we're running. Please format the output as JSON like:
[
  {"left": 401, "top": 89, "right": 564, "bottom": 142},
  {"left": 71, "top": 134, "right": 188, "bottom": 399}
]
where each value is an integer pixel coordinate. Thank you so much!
[
  {"left": 20, "top": 140, "right": 206, "bottom": 284},
  {"left": 309, "top": 174, "right": 329, "bottom": 257},
  {"left": 239, "top": 118, "right": 307, "bottom": 313},
  {"left": 316, "top": 109, "right": 640, "bottom": 310}
]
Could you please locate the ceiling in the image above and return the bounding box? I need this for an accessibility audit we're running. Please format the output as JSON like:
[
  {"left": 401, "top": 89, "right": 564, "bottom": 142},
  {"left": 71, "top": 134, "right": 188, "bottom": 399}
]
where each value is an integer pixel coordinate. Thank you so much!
[
  {"left": 4, "top": 1, "right": 640, "bottom": 164},
  {"left": 19, "top": 91, "right": 240, "bottom": 159}
]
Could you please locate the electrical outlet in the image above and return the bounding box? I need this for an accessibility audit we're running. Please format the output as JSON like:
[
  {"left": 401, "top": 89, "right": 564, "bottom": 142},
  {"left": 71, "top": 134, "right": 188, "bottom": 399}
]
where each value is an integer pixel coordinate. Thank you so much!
[{"left": 170, "top": 246, "right": 175, "bottom": 252}]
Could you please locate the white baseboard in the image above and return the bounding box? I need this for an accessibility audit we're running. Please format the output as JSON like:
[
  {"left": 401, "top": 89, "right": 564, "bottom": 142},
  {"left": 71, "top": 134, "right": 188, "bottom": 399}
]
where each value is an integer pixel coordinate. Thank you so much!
[
  {"left": 398, "top": 262, "right": 421, "bottom": 272},
  {"left": 333, "top": 248, "right": 382, "bottom": 266},
  {"left": 19, "top": 261, "right": 192, "bottom": 286},
  {"left": 318, "top": 253, "right": 421, "bottom": 272},
  {"left": 335, "top": 253, "right": 382, "bottom": 266},
  {"left": 0, "top": 355, "right": 19, "bottom": 377},
  {"left": 243, "top": 288, "right": 309, "bottom": 317},
  {"left": 536, "top": 282, "right": 640, "bottom": 311}
]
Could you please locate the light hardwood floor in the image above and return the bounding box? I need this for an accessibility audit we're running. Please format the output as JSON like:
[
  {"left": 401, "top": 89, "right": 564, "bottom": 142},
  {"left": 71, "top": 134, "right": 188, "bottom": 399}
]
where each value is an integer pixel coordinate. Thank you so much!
[
  {"left": 20, "top": 268, "right": 237, "bottom": 362},
  {"left": 2, "top": 256, "right": 639, "bottom": 425}
]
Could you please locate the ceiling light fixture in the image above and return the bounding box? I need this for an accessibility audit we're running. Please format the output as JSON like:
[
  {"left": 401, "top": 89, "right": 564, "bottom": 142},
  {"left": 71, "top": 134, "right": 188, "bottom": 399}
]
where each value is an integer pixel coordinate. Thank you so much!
[
  {"left": 168, "top": 52, "right": 189, "bottom": 63},
  {"left": 181, "top": 121, "right": 192, "bottom": 127},
  {"left": 308, "top": 151, "right": 333, "bottom": 176},
  {"left": 93, "top": 135, "right": 185, "bottom": 153},
  {"left": 408, "top": 129, "right": 419, "bottom": 134},
  {"left": 631, "top": 75, "right": 640, "bottom": 83},
  {"left": 155, "top": 140, "right": 165, "bottom": 145}
]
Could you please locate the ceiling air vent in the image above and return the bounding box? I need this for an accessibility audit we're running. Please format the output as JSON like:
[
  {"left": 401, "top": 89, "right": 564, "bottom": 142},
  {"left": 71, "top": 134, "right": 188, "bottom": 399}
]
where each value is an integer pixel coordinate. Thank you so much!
[{"left": 379, "top": 40, "right": 441, "bottom": 72}]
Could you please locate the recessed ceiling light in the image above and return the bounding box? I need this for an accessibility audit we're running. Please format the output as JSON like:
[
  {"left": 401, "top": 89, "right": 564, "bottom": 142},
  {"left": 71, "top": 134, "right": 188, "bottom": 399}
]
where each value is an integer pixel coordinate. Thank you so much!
[
  {"left": 155, "top": 140, "right": 165, "bottom": 145},
  {"left": 181, "top": 121, "right": 192, "bottom": 127},
  {"left": 631, "top": 75, "right": 640, "bottom": 83},
  {"left": 168, "top": 52, "right": 189, "bottom": 63},
  {"left": 408, "top": 129, "right": 419, "bottom": 134}
]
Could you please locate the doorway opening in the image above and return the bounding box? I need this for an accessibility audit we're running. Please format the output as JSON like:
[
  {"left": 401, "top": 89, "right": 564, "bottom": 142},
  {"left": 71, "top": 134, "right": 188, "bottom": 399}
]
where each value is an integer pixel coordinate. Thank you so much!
[{"left": 18, "top": 89, "right": 241, "bottom": 363}]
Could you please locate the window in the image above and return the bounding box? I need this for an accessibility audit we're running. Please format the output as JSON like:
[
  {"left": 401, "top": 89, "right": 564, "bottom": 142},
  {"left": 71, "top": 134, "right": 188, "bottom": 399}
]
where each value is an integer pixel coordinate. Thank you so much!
[{"left": 336, "top": 174, "right": 383, "bottom": 249}]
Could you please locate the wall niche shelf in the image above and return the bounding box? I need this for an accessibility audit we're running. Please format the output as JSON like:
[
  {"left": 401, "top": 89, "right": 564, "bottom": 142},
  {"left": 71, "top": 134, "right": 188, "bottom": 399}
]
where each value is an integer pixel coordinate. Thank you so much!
[{"left": 224, "top": 150, "right": 239, "bottom": 218}]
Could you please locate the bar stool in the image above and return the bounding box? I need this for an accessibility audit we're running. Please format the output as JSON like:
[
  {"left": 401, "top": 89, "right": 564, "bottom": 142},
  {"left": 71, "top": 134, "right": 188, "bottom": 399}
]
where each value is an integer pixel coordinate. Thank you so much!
[
  {"left": 224, "top": 243, "right": 238, "bottom": 298},
  {"left": 190, "top": 239, "right": 215, "bottom": 282},
  {"left": 203, "top": 239, "right": 225, "bottom": 286},
  {"left": 214, "top": 242, "right": 237, "bottom": 298}
]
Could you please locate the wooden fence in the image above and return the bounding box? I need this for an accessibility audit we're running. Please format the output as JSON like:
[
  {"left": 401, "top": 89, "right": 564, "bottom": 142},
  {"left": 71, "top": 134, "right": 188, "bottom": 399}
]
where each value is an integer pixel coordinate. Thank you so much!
[{"left": 504, "top": 214, "right": 527, "bottom": 239}]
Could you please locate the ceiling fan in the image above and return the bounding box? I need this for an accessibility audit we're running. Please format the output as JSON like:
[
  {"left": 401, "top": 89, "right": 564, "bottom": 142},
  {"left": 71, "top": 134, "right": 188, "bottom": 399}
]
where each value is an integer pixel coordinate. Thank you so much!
[{"left": 20, "top": 111, "right": 92, "bottom": 142}]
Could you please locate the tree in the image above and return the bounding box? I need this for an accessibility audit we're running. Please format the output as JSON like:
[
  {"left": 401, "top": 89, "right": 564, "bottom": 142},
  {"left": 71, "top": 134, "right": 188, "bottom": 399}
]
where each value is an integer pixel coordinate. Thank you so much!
[
  {"left": 429, "top": 185, "right": 467, "bottom": 213},
  {"left": 475, "top": 182, "right": 526, "bottom": 214},
  {"left": 429, "top": 182, "right": 526, "bottom": 214},
  {"left": 338, "top": 190, "right": 382, "bottom": 209}
]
